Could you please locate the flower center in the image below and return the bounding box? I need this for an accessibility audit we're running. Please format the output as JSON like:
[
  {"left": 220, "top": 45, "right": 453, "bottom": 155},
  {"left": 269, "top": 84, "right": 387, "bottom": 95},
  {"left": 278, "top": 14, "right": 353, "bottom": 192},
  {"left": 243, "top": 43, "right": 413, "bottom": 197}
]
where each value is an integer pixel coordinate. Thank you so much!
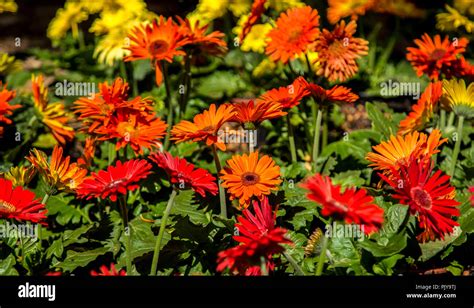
[
  {"left": 0, "top": 200, "right": 16, "bottom": 213},
  {"left": 430, "top": 49, "right": 446, "bottom": 61},
  {"left": 104, "top": 178, "right": 127, "bottom": 190},
  {"left": 328, "top": 40, "right": 346, "bottom": 57},
  {"left": 288, "top": 28, "right": 302, "bottom": 43},
  {"left": 241, "top": 172, "right": 260, "bottom": 186},
  {"left": 148, "top": 39, "right": 169, "bottom": 57},
  {"left": 410, "top": 186, "right": 432, "bottom": 209},
  {"left": 201, "top": 125, "right": 215, "bottom": 133}
]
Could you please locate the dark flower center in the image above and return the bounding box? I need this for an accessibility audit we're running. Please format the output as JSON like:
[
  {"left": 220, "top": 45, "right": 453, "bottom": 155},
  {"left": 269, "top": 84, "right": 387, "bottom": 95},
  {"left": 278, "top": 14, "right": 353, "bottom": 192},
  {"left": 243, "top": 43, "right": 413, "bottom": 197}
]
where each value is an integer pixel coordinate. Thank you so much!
[
  {"left": 430, "top": 49, "right": 446, "bottom": 61},
  {"left": 201, "top": 125, "right": 215, "bottom": 133},
  {"left": 241, "top": 172, "right": 260, "bottom": 186},
  {"left": 410, "top": 186, "right": 432, "bottom": 209},
  {"left": 148, "top": 39, "right": 169, "bottom": 56},
  {"left": 0, "top": 200, "right": 16, "bottom": 213}
]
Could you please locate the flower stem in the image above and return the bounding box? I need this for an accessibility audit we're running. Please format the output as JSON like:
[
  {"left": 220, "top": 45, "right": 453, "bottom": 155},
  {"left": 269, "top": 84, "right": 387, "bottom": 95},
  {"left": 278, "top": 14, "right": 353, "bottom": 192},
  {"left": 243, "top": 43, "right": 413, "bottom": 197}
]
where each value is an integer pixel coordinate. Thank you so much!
[
  {"left": 212, "top": 145, "right": 227, "bottom": 219},
  {"left": 179, "top": 52, "right": 192, "bottom": 119},
  {"left": 108, "top": 142, "right": 116, "bottom": 165},
  {"left": 447, "top": 112, "right": 455, "bottom": 127},
  {"left": 119, "top": 195, "right": 132, "bottom": 274},
  {"left": 260, "top": 256, "right": 269, "bottom": 276},
  {"left": 449, "top": 115, "right": 464, "bottom": 178},
  {"left": 286, "top": 114, "right": 297, "bottom": 163},
  {"left": 440, "top": 109, "right": 446, "bottom": 130},
  {"left": 150, "top": 189, "right": 177, "bottom": 276},
  {"left": 282, "top": 251, "right": 306, "bottom": 276},
  {"left": 315, "top": 232, "right": 329, "bottom": 276},
  {"left": 162, "top": 62, "right": 174, "bottom": 151},
  {"left": 312, "top": 105, "right": 323, "bottom": 171},
  {"left": 322, "top": 108, "right": 328, "bottom": 150}
]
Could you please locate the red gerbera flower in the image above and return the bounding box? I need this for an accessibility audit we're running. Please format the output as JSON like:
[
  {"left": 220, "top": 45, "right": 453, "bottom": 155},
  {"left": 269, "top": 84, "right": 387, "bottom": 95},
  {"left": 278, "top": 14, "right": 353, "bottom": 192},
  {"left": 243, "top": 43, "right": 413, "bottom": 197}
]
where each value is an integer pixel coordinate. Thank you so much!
[
  {"left": 470, "top": 186, "right": 474, "bottom": 207},
  {"left": 300, "top": 77, "right": 359, "bottom": 104},
  {"left": 217, "top": 197, "right": 292, "bottom": 275},
  {"left": 379, "top": 158, "right": 460, "bottom": 243},
  {"left": 257, "top": 77, "right": 310, "bottom": 110},
  {"left": 90, "top": 263, "right": 126, "bottom": 276},
  {"left": 240, "top": 0, "right": 267, "bottom": 42},
  {"left": 0, "top": 178, "right": 47, "bottom": 224},
  {"left": 150, "top": 151, "right": 218, "bottom": 197},
  {"left": 301, "top": 174, "right": 384, "bottom": 234},
  {"left": 77, "top": 159, "right": 152, "bottom": 202},
  {"left": 406, "top": 34, "right": 468, "bottom": 81},
  {"left": 265, "top": 6, "right": 320, "bottom": 64}
]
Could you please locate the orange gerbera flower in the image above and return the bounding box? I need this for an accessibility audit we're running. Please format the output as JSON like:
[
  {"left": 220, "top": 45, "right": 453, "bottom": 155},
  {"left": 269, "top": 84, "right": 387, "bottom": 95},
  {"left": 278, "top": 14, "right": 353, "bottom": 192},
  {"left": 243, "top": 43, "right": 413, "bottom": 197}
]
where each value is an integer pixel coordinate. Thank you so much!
[
  {"left": 177, "top": 17, "right": 227, "bottom": 56},
  {"left": 314, "top": 20, "right": 368, "bottom": 82},
  {"left": 406, "top": 34, "right": 468, "bottom": 81},
  {"left": 98, "top": 110, "right": 167, "bottom": 155},
  {"left": 220, "top": 151, "right": 282, "bottom": 208},
  {"left": 230, "top": 99, "right": 286, "bottom": 128},
  {"left": 265, "top": 6, "right": 320, "bottom": 64},
  {"left": 27, "top": 145, "right": 87, "bottom": 192},
  {"left": 366, "top": 129, "right": 447, "bottom": 173},
  {"left": 124, "top": 17, "right": 188, "bottom": 86},
  {"left": 31, "top": 74, "right": 74, "bottom": 145},
  {"left": 0, "top": 82, "right": 20, "bottom": 135},
  {"left": 257, "top": 77, "right": 310, "bottom": 110},
  {"left": 398, "top": 82, "right": 442, "bottom": 135},
  {"left": 78, "top": 137, "right": 96, "bottom": 168},
  {"left": 239, "top": 0, "right": 267, "bottom": 42},
  {"left": 327, "top": 0, "right": 375, "bottom": 24},
  {"left": 73, "top": 78, "right": 153, "bottom": 133},
  {"left": 171, "top": 104, "right": 235, "bottom": 151},
  {"left": 300, "top": 77, "right": 359, "bottom": 104}
]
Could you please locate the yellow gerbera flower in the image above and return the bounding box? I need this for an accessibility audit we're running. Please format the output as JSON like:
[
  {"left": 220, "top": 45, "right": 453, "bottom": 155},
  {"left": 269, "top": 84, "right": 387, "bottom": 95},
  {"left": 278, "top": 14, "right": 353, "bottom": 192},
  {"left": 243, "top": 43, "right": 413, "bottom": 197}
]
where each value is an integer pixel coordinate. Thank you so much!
[
  {"left": 442, "top": 79, "right": 474, "bottom": 118},
  {"left": 234, "top": 19, "right": 272, "bottom": 53},
  {"left": 0, "top": 0, "right": 17, "bottom": 13},
  {"left": 437, "top": 5, "right": 474, "bottom": 33},
  {"left": 0, "top": 52, "right": 21, "bottom": 75},
  {"left": 47, "top": 1, "right": 89, "bottom": 40},
  {"left": 1, "top": 166, "right": 36, "bottom": 187}
]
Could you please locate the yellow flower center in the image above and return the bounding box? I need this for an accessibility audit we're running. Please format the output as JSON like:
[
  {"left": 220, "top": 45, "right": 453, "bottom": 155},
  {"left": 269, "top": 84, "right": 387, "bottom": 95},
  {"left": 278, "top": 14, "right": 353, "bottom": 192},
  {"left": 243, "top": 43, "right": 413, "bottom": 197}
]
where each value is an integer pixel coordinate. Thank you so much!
[{"left": 0, "top": 200, "right": 16, "bottom": 213}]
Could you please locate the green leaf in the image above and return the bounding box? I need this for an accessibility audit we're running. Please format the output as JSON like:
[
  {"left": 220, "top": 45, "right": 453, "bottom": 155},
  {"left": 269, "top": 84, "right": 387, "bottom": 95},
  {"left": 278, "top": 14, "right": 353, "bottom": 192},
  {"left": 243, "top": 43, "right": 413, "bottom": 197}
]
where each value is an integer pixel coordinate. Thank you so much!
[
  {"left": 47, "top": 194, "right": 91, "bottom": 226},
  {"left": 0, "top": 254, "right": 19, "bottom": 275},
  {"left": 328, "top": 236, "right": 361, "bottom": 269},
  {"left": 46, "top": 239, "right": 64, "bottom": 259},
  {"left": 196, "top": 71, "right": 246, "bottom": 99},
  {"left": 372, "top": 254, "right": 404, "bottom": 276},
  {"left": 359, "top": 232, "right": 407, "bottom": 257},
  {"left": 365, "top": 102, "right": 398, "bottom": 139},
  {"left": 171, "top": 190, "right": 210, "bottom": 226},
  {"left": 320, "top": 140, "right": 371, "bottom": 163},
  {"left": 54, "top": 247, "right": 109, "bottom": 273},
  {"left": 332, "top": 170, "right": 366, "bottom": 188},
  {"left": 418, "top": 231, "right": 460, "bottom": 262}
]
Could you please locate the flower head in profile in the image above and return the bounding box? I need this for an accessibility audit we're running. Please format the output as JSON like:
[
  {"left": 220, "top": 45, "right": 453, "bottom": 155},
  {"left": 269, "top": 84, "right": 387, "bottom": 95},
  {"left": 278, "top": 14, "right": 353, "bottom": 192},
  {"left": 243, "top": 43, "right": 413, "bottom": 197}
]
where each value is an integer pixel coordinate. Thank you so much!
[
  {"left": 300, "top": 77, "right": 359, "bottom": 104},
  {"left": 230, "top": 99, "right": 286, "bottom": 128},
  {"left": 217, "top": 197, "right": 292, "bottom": 275},
  {"left": 239, "top": 0, "right": 267, "bottom": 42},
  {"left": 379, "top": 158, "right": 460, "bottom": 242},
  {"left": 0, "top": 82, "right": 20, "bottom": 135},
  {"left": 441, "top": 79, "right": 474, "bottom": 118},
  {"left": 406, "top": 34, "right": 468, "bottom": 81},
  {"left": 399, "top": 82, "right": 443, "bottom": 135},
  {"left": 314, "top": 20, "right": 368, "bottom": 82},
  {"left": 177, "top": 17, "right": 227, "bottom": 56},
  {"left": 257, "top": 77, "right": 310, "bottom": 110},
  {"left": 171, "top": 104, "right": 235, "bottom": 151},
  {"left": 77, "top": 137, "right": 97, "bottom": 168},
  {"left": 437, "top": 5, "right": 474, "bottom": 34},
  {"left": 0, "top": 178, "right": 47, "bottom": 225},
  {"left": 77, "top": 159, "right": 152, "bottom": 201},
  {"left": 327, "top": 0, "right": 374, "bottom": 24},
  {"left": 31, "top": 74, "right": 75, "bottom": 145},
  {"left": 366, "top": 129, "right": 447, "bottom": 174},
  {"left": 124, "top": 17, "right": 188, "bottom": 85},
  {"left": 150, "top": 151, "right": 218, "bottom": 197},
  {"left": 27, "top": 145, "right": 87, "bottom": 192},
  {"left": 265, "top": 6, "right": 320, "bottom": 64},
  {"left": 1, "top": 166, "right": 36, "bottom": 188},
  {"left": 301, "top": 174, "right": 384, "bottom": 234},
  {"left": 90, "top": 263, "right": 126, "bottom": 276},
  {"left": 220, "top": 151, "right": 281, "bottom": 209}
]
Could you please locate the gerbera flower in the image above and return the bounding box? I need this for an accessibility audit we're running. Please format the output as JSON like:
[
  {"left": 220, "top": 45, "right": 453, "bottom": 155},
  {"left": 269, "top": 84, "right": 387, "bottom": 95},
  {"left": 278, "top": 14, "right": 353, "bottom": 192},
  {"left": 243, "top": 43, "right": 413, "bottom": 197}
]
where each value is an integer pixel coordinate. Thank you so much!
[
  {"left": 257, "top": 77, "right": 309, "bottom": 110},
  {"left": 239, "top": 0, "right": 267, "bottom": 42},
  {"left": 77, "top": 137, "right": 96, "bottom": 168},
  {"left": 301, "top": 173, "right": 384, "bottom": 234},
  {"left": 366, "top": 129, "right": 447, "bottom": 174},
  {"left": 399, "top": 82, "right": 443, "bottom": 135},
  {"left": 27, "top": 145, "right": 87, "bottom": 192},
  {"left": 406, "top": 34, "right": 468, "bottom": 81},
  {"left": 441, "top": 79, "right": 474, "bottom": 118},
  {"left": 300, "top": 77, "right": 359, "bottom": 104},
  {"left": 124, "top": 17, "right": 188, "bottom": 85},
  {"left": 327, "top": 0, "right": 374, "bottom": 24},
  {"left": 220, "top": 151, "right": 281, "bottom": 208},
  {"left": 77, "top": 159, "right": 152, "bottom": 202},
  {"left": 437, "top": 4, "right": 474, "bottom": 34},
  {"left": 150, "top": 151, "right": 218, "bottom": 197},
  {"left": 90, "top": 263, "right": 126, "bottom": 276},
  {"left": 379, "top": 158, "right": 460, "bottom": 242},
  {"left": 177, "top": 17, "right": 227, "bottom": 56},
  {"left": 314, "top": 20, "right": 368, "bottom": 82},
  {"left": 97, "top": 111, "right": 167, "bottom": 155},
  {"left": 1, "top": 166, "right": 36, "bottom": 188},
  {"left": 217, "top": 197, "right": 292, "bottom": 275},
  {"left": 0, "top": 82, "right": 20, "bottom": 135},
  {"left": 31, "top": 74, "right": 74, "bottom": 145},
  {"left": 0, "top": 178, "right": 47, "bottom": 224},
  {"left": 47, "top": 1, "right": 88, "bottom": 41},
  {"left": 171, "top": 104, "right": 235, "bottom": 151},
  {"left": 265, "top": 6, "right": 320, "bottom": 64},
  {"left": 470, "top": 186, "right": 474, "bottom": 206},
  {"left": 230, "top": 99, "right": 286, "bottom": 129}
]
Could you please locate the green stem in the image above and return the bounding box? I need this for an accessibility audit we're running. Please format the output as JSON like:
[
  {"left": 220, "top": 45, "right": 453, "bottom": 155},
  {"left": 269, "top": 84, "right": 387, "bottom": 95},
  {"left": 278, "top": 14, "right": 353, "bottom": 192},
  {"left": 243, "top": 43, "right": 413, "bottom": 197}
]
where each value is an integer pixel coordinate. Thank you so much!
[
  {"left": 312, "top": 106, "right": 323, "bottom": 171},
  {"left": 449, "top": 116, "right": 464, "bottom": 178},
  {"left": 108, "top": 142, "right": 116, "bottom": 165},
  {"left": 212, "top": 145, "right": 227, "bottom": 219},
  {"left": 440, "top": 109, "right": 446, "bottom": 130},
  {"left": 150, "top": 189, "right": 177, "bottom": 276},
  {"left": 163, "top": 62, "right": 174, "bottom": 151},
  {"left": 260, "top": 256, "right": 269, "bottom": 276},
  {"left": 179, "top": 52, "right": 192, "bottom": 119},
  {"left": 77, "top": 28, "right": 86, "bottom": 50},
  {"left": 286, "top": 114, "right": 297, "bottom": 163},
  {"left": 315, "top": 231, "right": 330, "bottom": 276},
  {"left": 305, "top": 54, "right": 313, "bottom": 77},
  {"left": 119, "top": 61, "right": 127, "bottom": 81},
  {"left": 287, "top": 60, "right": 297, "bottom": 77},
  {"left": 322, "top": 108, "right": 328, "bottom": 150},
  {"left": 447, "top": 112, "right": 455, "bottom": 127},
  {"left": 282, "top": 251, "right": 306, "bottom": 276},
  {"left": 119, "top": 195, "right": 132, "bottom": 274}
]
